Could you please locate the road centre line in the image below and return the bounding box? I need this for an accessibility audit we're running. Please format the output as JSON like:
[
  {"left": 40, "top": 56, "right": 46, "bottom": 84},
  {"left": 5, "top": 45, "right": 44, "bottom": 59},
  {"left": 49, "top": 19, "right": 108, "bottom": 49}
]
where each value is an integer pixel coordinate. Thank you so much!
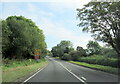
[
  {"left": 21, "top": 64, "right": 48, "bottom": 84},
  {"left": 66, "top": 62, "right": 80, "bottom": 67},
  {"left": 54, "top": 60, "right": 87, "bottom": 84},
  {"left": 81, "top": 77, "right": 87, "bottom": 80}
]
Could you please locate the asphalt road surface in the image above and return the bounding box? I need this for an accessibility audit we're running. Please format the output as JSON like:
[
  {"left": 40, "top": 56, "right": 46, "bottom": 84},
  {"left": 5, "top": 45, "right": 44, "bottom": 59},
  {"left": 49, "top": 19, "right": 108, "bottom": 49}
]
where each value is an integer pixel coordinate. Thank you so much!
[{"left": 23, "top": 56, "right": 119, "bottom": 84}]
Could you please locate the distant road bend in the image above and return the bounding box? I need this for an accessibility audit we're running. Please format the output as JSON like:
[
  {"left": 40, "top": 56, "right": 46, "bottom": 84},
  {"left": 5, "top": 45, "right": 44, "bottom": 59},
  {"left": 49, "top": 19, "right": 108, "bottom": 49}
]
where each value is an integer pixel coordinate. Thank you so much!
[{"left": 23, "top": 56, "right": 119, "bottom": 84}]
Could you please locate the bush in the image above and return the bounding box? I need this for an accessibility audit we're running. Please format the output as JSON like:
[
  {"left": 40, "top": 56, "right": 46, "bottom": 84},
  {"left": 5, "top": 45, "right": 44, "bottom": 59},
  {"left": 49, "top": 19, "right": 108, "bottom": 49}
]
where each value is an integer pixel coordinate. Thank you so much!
[
  {"left": 79, "top": 55, "right": 119, "bottom": 68},
  {"left": 61, "top": 53, "right": 71, "bottom": 61},
  {"left": 101, "top": 48, "right": 118, "bottom": 58},
  {"left": 69, "top": 51, "right": 80, "bottom": 61},
  {"left": 2, "top": 58, "right": 41, "bottom": 69}
]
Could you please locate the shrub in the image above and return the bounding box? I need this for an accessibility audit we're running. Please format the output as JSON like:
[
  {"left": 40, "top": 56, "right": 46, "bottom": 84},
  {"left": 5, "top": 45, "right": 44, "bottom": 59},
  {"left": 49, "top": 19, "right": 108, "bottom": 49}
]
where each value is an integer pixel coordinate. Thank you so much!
[
  {"left": 101, "top": 48, "right": 118, "bottom": 58},
  {"left": 69, "top": 51, "right": 80, "bottom": 61},
  {"left": 61, "top": 53, "right": 71, "bottom": 61},
  {"left": 79, "top": 55, "right": 119, "bottom": 68}
]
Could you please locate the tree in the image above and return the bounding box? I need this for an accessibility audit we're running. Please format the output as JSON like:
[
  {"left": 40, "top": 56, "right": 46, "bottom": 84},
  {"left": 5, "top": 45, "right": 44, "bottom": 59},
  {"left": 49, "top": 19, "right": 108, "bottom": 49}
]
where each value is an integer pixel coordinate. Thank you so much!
[
  {"left": 2, "top": 20, "right": 12, "bottom": 58},
  {"left": 86, "top": 41, "right": 101, "bottom": 55},
  {"left": 51, "top": 46, "right": 59, "bottom": 57},
  {"left": 64, "top": 47, "right": 70, "bottom": 53},
  {"left": 2, "top": 16, "right": 47, "bottom": 59},
  {"left": 76, "top": 46, "right": 87, "bottom": 56},
  {"left": 101, "top": 47, "right": 118, "bottom": 58},
  {"left": 61, "top": 53, "right": 71, "bottom": 61},
  {"left": 59, "top": 40, "right": 73, "bottom": 49},
  {"left": 51, "top": 40, "right": 73, "bottom": 58},
  {"left": 69, "top": 51, "right": 79, "bottom": 61},
  {"left": 77, "top": 2, "right": 120, "bottom": 55}
]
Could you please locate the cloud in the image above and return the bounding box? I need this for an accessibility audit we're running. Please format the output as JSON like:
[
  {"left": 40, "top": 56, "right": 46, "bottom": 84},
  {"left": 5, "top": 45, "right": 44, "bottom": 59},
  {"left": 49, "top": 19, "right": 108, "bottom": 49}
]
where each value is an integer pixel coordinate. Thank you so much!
[
  {"left": 39, "top": 17, "right": 92, "bottom": 49},
  {"left": 1, "top": 2, "right": 104, "bottom": 50},
  {"left": 49, "top": 0, "right": 91, "bottom": 9},
  {"left": 27, "top": 3, "right": 54, "bottom": 17},
  {"left": 1, "top": 0, "right": 91, "bottom": 2}
]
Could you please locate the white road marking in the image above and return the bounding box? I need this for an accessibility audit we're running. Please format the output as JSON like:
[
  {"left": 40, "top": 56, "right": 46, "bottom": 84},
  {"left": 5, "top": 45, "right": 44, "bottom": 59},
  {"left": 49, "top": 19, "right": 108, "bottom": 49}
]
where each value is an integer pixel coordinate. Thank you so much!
[
  {"left": 21, "top": 64, "right": 48, "bottom": 84},
  {"left": 66, "top": 62, "right": 79, "bottom": 66},
  {"left": 81, "top": 77, "right": 87, "bottom": 80},
  {"left": 54, "top": 60, "right": 87, "bottom": 84}
]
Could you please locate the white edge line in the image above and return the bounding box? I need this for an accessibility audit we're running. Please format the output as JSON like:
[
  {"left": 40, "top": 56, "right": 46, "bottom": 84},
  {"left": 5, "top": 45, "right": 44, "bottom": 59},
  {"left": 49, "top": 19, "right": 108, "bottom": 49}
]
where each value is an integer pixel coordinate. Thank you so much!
[
  {"left": 54, "top": 60, "right": 87, "bottom": 84},
  {"left": 21, "top": 64, "right": 48, "bottom": 84}
]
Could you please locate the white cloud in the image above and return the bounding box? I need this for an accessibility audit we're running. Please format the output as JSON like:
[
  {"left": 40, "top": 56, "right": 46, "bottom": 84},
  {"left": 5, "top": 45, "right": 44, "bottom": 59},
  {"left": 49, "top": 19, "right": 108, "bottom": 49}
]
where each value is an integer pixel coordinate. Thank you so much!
[
  {"left": 39, "top": 17, "right": 92, "bottom": 49},
  {"left": 1, "top": 0, "right": 91, "bottom": 3},
  {"left": 1, "top": 2, "right": 104, "bottom": 50},
  {"left": 27, "top": 3, "right": 55, "bottom": 17},
  {"left": 27, "top": 3, "right": 37, "bottom": 12},
  {"left": 49, "top": 0, "right": 91, "bottom": 9}
]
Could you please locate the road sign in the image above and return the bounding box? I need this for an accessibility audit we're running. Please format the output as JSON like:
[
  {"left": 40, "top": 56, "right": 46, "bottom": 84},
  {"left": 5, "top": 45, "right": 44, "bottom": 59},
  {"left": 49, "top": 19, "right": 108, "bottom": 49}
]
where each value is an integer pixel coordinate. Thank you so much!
[{"left": 34, "top": 49, "right": 40, "bottom": 60}]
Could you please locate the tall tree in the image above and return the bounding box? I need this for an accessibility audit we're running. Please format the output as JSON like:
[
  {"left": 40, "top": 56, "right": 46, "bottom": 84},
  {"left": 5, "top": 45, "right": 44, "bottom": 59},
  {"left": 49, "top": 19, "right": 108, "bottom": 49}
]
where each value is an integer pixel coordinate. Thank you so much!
[
  {"left": 2, "top": 20, "right": 12, "bottom": 58},
  {"left": 77, "top": 2, "right": 120, "bottom": 55},
  {"left": 76, "top": 46, "right": 86, "bottom": 56},
  {"left": 51, "top": 40, "right": 73, "bottom": 58},
  {"left": 86, "top": 41, "right": 101, "bottom": 55},
  {"left": 2, "top": 16, "right": 47, "bottom": 59}
]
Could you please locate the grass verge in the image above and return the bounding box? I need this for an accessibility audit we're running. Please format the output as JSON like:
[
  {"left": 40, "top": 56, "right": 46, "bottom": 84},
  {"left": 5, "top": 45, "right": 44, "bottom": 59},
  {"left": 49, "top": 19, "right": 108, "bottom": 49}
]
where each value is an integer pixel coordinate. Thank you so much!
[
  {"left": 53, "top": 57, "right": 60, "bottom": 59},
  {"left": 69, "top": 61, "right": 119, "bottom": 74},
  {"left": 2, "top": 59, "right": 48, "bottom": 82}
]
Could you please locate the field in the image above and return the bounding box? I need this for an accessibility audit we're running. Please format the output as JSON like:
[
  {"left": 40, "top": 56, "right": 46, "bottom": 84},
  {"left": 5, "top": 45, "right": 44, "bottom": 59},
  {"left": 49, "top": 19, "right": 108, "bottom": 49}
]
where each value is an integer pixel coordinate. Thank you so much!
[{"left": 2, "top": 59, "right": 48, "bottom": 82}]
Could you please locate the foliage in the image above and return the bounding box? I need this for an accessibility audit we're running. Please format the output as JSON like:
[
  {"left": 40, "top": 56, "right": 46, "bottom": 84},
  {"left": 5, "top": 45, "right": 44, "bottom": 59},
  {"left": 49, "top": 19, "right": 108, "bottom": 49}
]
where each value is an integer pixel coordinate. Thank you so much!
[
  {"left": 76, "top": 46, "right": 87, "bottom": 56},
  {"left": 61, "top": 53, "right": 71, "bottom": 61},
  {"left": 77, "top": 2, "right": 120, "bottom": 55},
  {"left": 101, "top": 47, "right": 118, "bottom": 58},
  {"left": 2, "top": 16, "right": 47, "bottom": 59},
  {"left": 51, "top": 40, "right": 73, "bottom": 58},
  {"left": 3, "top": 58, "right": 47, "bottom": 70},
  {"left": 2, "top": 59, "right": 48, "bottom": 82},
  {"left": 47, "top": 50, "right": 52, "bottom": 56},
  {"left": 79, "top": 55, "right": 119, "bottom": 68},
  {"left": 69, "top": 61, "right": 119, "bottom": 74},
  {"left": 86, "top": 41, "right": 101, "bottom": 55},
  {"left": 69, "top": 51, "right": 80, "bottom": 61},
  {"left": 2, "top": 20, "right": 12, "bottom": 56},
  {"left": 60, "top": 46, "right": 87, "bottom": 61}
]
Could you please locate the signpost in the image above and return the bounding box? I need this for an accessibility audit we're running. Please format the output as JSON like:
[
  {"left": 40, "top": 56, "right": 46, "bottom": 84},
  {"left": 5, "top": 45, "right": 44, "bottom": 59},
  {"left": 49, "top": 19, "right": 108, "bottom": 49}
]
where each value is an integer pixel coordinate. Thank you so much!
[{"left": 34, "top": 49, "right": 40, "bottom": 60}]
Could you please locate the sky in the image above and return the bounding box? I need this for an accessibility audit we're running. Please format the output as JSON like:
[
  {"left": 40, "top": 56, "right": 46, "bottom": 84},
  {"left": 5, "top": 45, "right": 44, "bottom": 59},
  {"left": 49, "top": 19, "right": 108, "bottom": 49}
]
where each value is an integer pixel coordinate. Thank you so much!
[{"left": 0, "top": 0, "right": 104, "bottom": 50}]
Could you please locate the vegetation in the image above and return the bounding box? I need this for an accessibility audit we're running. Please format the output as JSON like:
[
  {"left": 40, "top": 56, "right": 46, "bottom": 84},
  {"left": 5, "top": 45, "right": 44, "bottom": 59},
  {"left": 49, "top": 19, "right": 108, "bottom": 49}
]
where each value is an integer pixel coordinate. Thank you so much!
[
  {"left": 77, "top": 2, "right": 120, "bottom": 55},
  {"left": 51, "top": 2, "right": 120, "bottom": 74},
  {"left": 51, "top": 40, "right": 73, "bottom": 58},
  {"left": 69, "top": 61, "right": 119, "bottom": 74},
  {"left": 61, "top": 53, "right": 71, "bottom": 61},
  {"left": 2, "top": 1, "right": 120, "bottom": 81},
  {"left": 2, "top": 16, "right": 48, "bottom": 82},
  {"left": 2, "top": 16, "right": 47, "bottom": 59},
  {"left": 79, "top": 55, "right": 119, "bottom": 68},
  {"left": 3, "top": 59, "right": 44, "bottom": 70},
  {"left": 101, "top": 47, "right": 118, "bottom": 58},
  {"left": 2, "top": 59, "right": 48, "bottom": 82},
  {"left": 51, "top": 40, "right": 119, "bottom": 68},
  {"left": 86, "top": 41, "right": 101, "bottom": 55}
]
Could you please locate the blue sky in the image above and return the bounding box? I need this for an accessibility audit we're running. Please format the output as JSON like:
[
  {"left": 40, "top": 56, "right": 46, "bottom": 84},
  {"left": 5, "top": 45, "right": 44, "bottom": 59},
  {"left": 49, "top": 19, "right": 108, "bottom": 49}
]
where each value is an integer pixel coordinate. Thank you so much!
[{"left": 1, "top": 0, "right": 104, "bottom": 50}]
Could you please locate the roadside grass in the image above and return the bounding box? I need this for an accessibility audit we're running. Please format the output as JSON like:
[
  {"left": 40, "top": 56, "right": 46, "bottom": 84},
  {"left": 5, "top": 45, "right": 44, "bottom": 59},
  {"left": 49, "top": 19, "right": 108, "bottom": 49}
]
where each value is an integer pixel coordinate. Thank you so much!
[
  {"left": 2, "top": 59, "right": 48, "bottom": 82},
  {"left": 53, "top": 57, "right": 60, "bottom": 59},
  {"left": 69, "top": 61, "right": 119, "bottom": 74},
  {"left": 3, "top": 59, "right": 40, "bottom": 70},
  {"left": 79, "top": 55, "right": 119, "bottom": 68}
]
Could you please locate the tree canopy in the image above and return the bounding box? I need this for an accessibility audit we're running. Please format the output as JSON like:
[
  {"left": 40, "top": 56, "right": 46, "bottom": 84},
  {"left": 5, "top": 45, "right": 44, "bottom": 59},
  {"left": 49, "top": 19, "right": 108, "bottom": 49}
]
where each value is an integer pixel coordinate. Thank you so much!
[
  {"left": 77, "top": 2, "right": 120, "bottom": 55},
  {"left": 86, "top": 41, "right": 101, "bottom": 55},
  {"left": 51, "top": 40, "right": 73, "bottom": 58},
  {"left": 2, "top": 16, "right": 47, "bottom": 59}
]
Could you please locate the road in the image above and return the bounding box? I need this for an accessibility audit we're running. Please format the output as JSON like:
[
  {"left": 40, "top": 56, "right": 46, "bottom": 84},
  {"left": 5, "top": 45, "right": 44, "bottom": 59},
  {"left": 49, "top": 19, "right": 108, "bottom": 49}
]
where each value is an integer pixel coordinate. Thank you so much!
[{"left": 23, "top": 56, "right": 119, "bottom": 84}]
